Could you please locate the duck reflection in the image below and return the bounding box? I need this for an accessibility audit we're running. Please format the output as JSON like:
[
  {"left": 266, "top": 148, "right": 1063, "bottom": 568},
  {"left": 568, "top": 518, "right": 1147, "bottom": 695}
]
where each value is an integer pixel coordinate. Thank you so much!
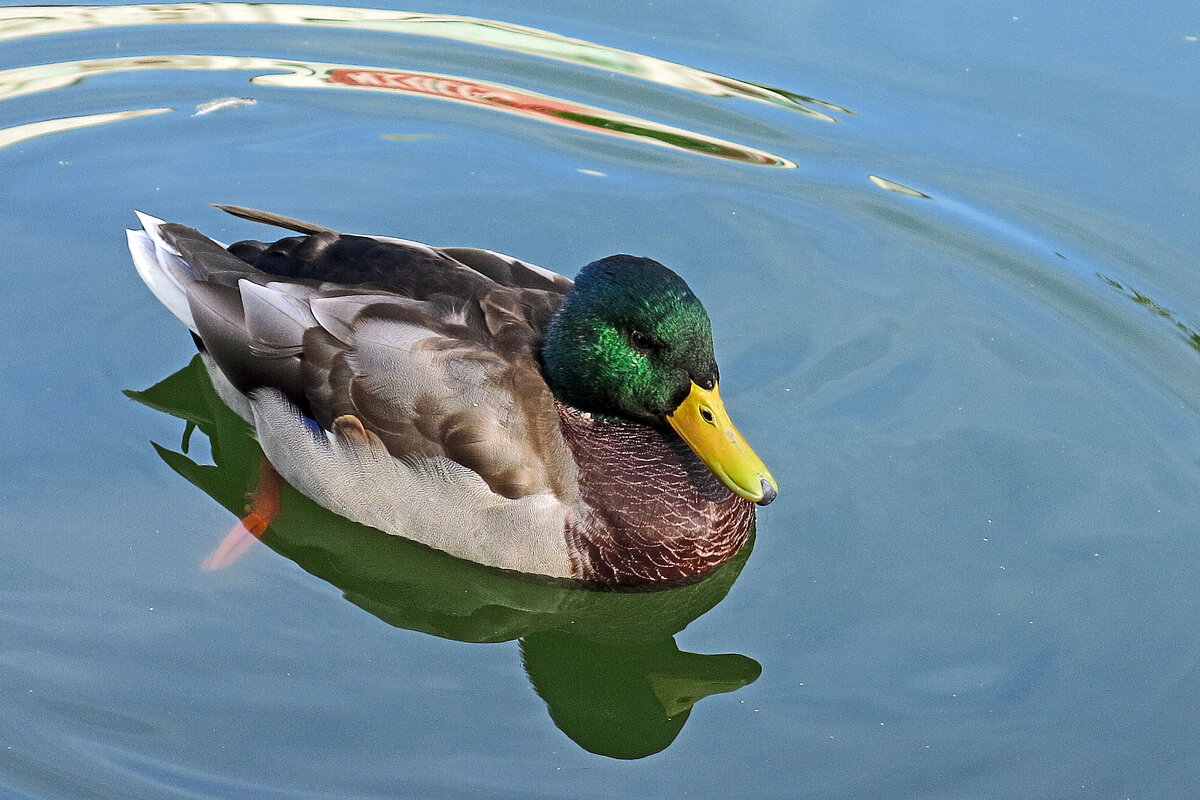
[{"left": 128, "top": 356, "right": 761, "bottom": 759}]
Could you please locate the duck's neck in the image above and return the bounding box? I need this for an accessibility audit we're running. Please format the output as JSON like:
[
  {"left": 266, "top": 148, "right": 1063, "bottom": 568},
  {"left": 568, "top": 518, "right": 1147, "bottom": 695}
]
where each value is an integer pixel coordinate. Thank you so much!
[{"left": 554, "top": 403, "right": 754, "bottom": 585}]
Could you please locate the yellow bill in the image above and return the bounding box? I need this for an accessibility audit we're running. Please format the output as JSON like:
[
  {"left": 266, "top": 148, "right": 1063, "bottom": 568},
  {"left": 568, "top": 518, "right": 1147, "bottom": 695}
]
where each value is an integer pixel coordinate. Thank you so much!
[{"left": 666, "top": 382, "right": 778, "bottom": 505}]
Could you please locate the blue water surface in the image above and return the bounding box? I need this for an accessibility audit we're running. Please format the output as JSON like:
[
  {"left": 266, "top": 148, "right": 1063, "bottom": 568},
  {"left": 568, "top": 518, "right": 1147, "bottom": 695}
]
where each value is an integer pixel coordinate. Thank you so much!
[{"left": 2, "top": 1, "right": 1199, "bottom": 797}]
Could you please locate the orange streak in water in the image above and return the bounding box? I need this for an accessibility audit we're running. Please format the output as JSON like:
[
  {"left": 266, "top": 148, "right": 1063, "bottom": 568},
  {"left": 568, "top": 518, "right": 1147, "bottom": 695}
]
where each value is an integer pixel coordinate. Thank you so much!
[{"left": 201, "top": 458, "right": 282, "bottom": 570}]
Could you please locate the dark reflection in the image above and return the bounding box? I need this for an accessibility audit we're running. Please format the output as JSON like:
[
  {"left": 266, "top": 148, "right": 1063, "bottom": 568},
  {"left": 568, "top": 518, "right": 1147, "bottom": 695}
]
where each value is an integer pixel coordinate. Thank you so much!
[
  {"left": 1099, "top": 274, "right": 1200, "bottom": 355},
  {"left": 127, "top": 356, "right": 761, "bottom": 759}
]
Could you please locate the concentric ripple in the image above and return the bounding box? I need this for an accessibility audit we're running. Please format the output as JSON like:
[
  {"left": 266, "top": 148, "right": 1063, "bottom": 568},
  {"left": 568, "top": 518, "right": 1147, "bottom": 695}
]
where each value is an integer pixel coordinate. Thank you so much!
[{"left": 0, "top": 3, "right": 857, "bottom": 164}]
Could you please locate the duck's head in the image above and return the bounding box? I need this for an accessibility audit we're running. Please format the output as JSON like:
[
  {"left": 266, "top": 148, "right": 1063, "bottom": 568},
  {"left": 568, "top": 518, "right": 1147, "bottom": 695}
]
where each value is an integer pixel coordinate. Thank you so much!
[{"left": 542, "top": 255, "right": 778, "bottom": 506}]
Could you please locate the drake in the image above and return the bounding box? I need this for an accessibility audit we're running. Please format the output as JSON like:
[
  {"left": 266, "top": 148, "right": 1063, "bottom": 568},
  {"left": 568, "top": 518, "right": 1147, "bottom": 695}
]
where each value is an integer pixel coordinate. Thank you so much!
[{"left": 127, "top": 206, "right": 777, "bottom": 585}]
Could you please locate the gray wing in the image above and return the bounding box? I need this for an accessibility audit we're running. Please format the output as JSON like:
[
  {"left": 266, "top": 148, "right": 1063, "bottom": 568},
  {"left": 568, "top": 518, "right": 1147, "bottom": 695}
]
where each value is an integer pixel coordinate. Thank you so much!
[{"left": 129, "top": 210, "right": 578, "bottom": 503}]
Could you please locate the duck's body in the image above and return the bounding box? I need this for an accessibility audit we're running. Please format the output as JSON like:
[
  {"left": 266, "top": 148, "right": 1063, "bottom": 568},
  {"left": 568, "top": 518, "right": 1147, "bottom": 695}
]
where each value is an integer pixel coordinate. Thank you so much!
[{"left": 128, "top": 206, "right": 774, "bottom": 585}]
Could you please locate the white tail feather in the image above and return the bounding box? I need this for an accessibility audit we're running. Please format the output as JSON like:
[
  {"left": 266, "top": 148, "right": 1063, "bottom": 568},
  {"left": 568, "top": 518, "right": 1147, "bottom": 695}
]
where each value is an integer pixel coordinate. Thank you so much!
[
  {"left": 127, "top": 211, "right": 231, "bottom": 332},
  {"left": 127, "top": 212, "right": 197, "bottom": 330},
  {"left": 127, "top": 230, "right": 194, "bottom": 332}
]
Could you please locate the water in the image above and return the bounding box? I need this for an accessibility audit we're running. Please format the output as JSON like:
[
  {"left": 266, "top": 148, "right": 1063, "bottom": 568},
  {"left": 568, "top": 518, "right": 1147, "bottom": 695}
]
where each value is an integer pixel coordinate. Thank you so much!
[{"left": 2, "top": 1, "right": 1199, "bottom": 797}]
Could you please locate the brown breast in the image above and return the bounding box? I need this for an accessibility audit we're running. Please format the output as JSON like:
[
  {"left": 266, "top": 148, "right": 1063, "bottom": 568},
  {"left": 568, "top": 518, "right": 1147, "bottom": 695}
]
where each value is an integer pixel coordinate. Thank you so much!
[{"left": 556, "top": 404, "right": 755, "bottom": 585}]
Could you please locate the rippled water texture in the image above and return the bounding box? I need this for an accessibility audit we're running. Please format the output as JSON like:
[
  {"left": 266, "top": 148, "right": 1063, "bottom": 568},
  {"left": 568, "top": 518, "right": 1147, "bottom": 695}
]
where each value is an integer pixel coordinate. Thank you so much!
[{"left": 2, "top": 2, "right": 1200, "bottom": 798}]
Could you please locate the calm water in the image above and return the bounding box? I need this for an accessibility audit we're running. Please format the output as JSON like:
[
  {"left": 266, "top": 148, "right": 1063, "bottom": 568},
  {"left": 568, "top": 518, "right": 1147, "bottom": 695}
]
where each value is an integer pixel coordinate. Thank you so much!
[{"left": 2, "top": 1, "right": 1199, "bottom": 797}]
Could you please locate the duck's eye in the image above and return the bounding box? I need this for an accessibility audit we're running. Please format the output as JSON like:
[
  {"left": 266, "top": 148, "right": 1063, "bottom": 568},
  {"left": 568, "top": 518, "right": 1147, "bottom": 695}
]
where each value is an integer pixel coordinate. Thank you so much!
[{"left": 629, "top": 330, "right": 654, "bottom": 353}]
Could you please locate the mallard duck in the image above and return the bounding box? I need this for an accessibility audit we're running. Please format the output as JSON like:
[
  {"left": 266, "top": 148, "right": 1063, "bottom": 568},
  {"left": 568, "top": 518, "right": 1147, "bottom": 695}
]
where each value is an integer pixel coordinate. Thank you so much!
[{"left": 127, "top": 206, "right": 776, "bottom": 585}]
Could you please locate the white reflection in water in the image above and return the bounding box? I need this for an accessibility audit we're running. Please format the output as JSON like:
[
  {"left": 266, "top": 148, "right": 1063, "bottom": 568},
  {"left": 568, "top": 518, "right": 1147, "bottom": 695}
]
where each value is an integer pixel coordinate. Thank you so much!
[
  {"left": 0, "top": 3, "right": 850, "bottom": 119},
  {"left": 0, "top": 55, "right": 796, "bottom": 165},
  {"left": 0, "top": 107, "right": 170, "bottom": 148}
]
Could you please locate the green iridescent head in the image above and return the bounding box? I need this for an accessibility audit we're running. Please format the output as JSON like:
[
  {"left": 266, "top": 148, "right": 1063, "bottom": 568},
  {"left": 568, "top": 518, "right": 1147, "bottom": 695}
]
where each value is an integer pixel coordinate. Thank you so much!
[{"left": 542, "top": 255, "right": 717, "bottom": 426}]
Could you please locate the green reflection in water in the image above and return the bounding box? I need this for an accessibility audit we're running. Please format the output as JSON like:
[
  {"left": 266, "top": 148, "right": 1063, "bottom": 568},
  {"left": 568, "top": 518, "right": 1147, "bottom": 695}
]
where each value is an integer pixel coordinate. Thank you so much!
[
  {"left": 127, "top": 356, "right": 761, "bottom": 759},
  {"left": 0, "top": 3, "right": 849, "bottom": 120},
  {"left": 1099, "top": 273, "right": 1200, "bottom": 355},
  {"left": 0, "top": 55, "right": 793, "bottom": 165}
]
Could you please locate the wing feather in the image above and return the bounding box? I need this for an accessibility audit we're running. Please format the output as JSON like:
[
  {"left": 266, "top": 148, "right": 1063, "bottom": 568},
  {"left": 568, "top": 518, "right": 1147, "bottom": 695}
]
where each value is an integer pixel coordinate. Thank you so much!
[
  {"left": 239, "top": 279, "right": 318, "bottom": 356},
  {"left": 132, "top": 207, "right": 580, "bottom": 505}
]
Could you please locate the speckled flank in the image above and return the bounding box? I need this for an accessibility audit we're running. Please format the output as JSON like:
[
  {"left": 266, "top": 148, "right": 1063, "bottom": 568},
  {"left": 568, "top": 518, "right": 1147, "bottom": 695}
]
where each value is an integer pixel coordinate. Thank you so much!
[{"left": 557, "top": 404, "right": 754, "bottom": 585}]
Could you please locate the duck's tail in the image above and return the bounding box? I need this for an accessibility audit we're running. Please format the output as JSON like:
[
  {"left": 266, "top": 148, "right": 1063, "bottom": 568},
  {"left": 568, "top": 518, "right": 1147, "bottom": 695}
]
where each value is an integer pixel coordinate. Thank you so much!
[{"left": 126, "top": 211, "right": 205, "bottom": 332}]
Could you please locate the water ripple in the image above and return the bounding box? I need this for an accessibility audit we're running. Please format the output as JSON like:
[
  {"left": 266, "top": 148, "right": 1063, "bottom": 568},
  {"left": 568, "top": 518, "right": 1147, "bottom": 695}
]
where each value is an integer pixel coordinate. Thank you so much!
[
  {"left": 0, "top": 3, "right": 850, "bottom": 118},
  {"left": 0, "top": 106, "right": 170, "bottom": 147},
  {"left": 0, "top": 3, "right": 854, "bottom": 163},
  {"left": 0, "top": 54, "right": 795, "bottom": 164}
]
